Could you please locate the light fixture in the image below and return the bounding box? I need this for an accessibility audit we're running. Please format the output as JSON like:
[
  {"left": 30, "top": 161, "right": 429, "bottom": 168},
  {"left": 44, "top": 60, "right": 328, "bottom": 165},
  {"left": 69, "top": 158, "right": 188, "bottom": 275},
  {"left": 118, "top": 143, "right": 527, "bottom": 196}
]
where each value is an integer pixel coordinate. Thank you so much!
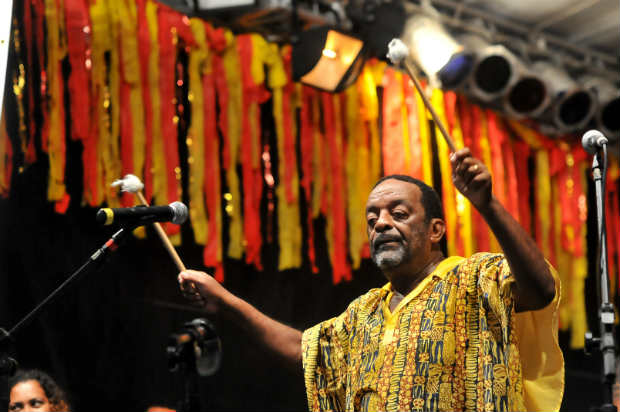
[
  {"left": 400, "top": 5, "right": 472, "bottom": 89},
  {"left": 581, "top": 75, "right": 620, "bottom": 142},
  {"left": 292, "top": 26, "right": 366, "bottom": 92},
  {"left": 457, "top": 33, "right": 549, "bottom": 119},
  {"left": 531, "top": 60, "right": 596, "bottom": 134}
]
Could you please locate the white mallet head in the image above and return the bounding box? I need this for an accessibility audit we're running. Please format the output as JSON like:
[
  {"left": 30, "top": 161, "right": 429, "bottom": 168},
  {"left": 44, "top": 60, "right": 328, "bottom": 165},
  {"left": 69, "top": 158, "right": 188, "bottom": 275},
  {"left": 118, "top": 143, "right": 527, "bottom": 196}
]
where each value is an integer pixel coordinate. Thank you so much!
[
  {"left": 386, "top": 38, "right": 410, "bottom": 65},
  {"left": 111, "top": 174, "right": 144, "bottom": 193}
]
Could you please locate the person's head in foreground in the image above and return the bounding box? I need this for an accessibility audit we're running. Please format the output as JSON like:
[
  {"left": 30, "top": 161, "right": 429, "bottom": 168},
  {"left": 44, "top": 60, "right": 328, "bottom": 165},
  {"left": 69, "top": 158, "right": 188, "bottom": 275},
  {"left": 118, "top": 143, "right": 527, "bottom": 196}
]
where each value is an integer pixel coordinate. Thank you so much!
[
  {"left": 8, "top": 369, "right": 70, "bottom": 412},
  {"left": 367, "top": 175, "right": 446, "bottom": 283}
]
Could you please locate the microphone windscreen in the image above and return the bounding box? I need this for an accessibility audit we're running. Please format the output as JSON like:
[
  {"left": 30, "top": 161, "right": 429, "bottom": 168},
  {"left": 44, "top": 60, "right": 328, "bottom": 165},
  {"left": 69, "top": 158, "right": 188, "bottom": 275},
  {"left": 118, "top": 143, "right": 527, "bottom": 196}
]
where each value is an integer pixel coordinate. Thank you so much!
[{"left": 169, "top": 201, "right": 189, "bottom": 225}]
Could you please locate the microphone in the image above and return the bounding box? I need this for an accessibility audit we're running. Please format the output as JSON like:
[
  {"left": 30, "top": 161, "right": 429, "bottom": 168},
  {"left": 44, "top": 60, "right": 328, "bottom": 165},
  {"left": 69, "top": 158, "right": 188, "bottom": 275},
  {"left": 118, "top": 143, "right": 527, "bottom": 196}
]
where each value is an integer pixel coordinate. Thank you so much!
[
  {"left": 96, "top": 202, "right": 188, "bottom": 226},
  {"left": 582, "top": 129, "right": 609, "bottom": 155}
]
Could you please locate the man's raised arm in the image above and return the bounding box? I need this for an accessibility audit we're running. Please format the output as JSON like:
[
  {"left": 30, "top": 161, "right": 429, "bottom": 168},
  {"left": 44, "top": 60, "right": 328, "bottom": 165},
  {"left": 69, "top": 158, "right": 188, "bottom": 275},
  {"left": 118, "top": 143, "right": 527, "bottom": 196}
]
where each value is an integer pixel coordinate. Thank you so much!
[
  {"left": 178, "top": 270, "right": 303, "bottom": 372},
  {"left": 450, "top": 148, "right": 556, "bottom": 312}
]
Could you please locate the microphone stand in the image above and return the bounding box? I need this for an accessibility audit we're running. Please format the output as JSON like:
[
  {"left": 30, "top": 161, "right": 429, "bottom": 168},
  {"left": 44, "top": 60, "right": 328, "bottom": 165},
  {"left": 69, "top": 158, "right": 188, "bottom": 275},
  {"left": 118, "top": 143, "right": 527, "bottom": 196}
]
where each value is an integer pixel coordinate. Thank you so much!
[
  {"left": 584, "top": 145, "right": 617, "bottom": 412},
  {"left": 0, "top": 225, "right": 136, "bottom": 409}
]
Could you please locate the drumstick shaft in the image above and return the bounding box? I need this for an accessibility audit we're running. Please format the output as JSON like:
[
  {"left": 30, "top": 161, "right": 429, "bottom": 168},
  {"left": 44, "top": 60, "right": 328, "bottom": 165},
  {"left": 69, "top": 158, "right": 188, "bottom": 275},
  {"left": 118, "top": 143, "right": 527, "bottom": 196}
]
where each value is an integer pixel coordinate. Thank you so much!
[
  {"left": 402, "top": 60, "right": 457, "bottom": 153},
  {"left": 136, "top": 191, "right": 187, "bottom": 272}
]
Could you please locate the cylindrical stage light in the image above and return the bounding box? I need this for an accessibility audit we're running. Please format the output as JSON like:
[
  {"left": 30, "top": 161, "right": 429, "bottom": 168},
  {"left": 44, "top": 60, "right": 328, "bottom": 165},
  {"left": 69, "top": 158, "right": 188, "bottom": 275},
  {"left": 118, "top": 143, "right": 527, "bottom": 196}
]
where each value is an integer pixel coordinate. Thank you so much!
[
  {"left": 457, "top": 33, "right": 549, "bottom": 119},
  {"left": 532, "top": 60, "right": 596, "bottom": 134},
  {"left": 401, "top": 11, "right": 472, "bottom": 89},
  {"left": 581, "top": 75, "right": 620, "bottom": 143},
  {"left": 292, "top": 26, "right": 366, "bottom": 92}
]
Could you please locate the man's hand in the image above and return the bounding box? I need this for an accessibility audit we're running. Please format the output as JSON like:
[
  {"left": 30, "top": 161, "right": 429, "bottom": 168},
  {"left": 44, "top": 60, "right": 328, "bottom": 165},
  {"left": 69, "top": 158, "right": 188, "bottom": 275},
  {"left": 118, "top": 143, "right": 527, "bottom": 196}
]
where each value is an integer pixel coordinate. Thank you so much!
[
  {"left": 178, "top": 269, "right": 303, "bottom": 370},
  {"left": 450, "top": 148, "right": 492, "bottom": 211},
  {"left": 450, "top": 148, "right": 555, "bottom": 311},
  {"left": 178, "top": 270, "right": 228, "bottom": 314}
]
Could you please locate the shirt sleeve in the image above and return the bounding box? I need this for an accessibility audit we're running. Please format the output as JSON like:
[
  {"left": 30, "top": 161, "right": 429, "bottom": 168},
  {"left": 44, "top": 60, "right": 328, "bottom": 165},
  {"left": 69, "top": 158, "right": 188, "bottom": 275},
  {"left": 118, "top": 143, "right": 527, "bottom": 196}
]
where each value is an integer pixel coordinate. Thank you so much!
[
  {"left": 515, "top": 264, "right": 564, "bottom": 412},
  {"left": 302, "top": 301, "right": 356, "bottom": 412},
  {"left": 474, "top": 252, "right": 564, "bottom": 412}
]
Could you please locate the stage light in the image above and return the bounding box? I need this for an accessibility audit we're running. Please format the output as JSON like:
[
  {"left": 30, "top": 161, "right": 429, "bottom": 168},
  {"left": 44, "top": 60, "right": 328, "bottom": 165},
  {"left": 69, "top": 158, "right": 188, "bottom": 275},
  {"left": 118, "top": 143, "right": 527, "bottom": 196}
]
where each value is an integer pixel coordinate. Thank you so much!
[
  {"left": 292, "top": 26, "right": 366, "bottom": 92},
  {"left": 581, "top": 75, "right": 620, "bottom": 142},
  {"left": 401, "top": 8, "right": 472, "bottom": 89},
  {"left": 457, "top": 33, "right": 549, "bottom": 119},
  {"left": 532, "top": 60, "right": 596, "bottom": 133}
]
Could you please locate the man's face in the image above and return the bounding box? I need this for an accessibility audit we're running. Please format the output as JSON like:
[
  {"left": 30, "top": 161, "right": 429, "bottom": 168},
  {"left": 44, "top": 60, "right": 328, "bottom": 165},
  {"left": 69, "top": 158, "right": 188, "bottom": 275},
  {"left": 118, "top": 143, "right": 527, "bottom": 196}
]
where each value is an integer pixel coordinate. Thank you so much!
[{"left": 366, "top": 179, "right": 431, "bottom": 271}]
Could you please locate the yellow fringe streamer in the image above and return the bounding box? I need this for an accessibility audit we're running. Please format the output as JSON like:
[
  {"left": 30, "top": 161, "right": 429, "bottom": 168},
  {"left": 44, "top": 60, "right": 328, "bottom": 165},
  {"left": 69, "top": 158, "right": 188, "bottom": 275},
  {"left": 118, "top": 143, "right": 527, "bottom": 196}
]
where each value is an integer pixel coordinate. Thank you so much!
[{"left": 187, "top": 18, "right": 209, "bottom": 244}]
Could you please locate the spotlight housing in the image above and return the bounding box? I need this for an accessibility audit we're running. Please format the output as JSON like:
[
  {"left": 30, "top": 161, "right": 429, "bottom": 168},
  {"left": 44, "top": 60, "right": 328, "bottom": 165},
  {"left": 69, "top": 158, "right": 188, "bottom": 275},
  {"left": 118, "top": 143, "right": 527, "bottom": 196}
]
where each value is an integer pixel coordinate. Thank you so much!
[
  {"left": 292, "top": 26, "right": 366, "bottom": 92},
  {"left": 532, "top": 61, "right": 596, "bottom": 134},
  {"left": 458, "top": 33, "right": 549, "bottom": 119},
  {"left": 401, "top": 11, "right": 472, "bottom": 89},
  {"left": 581, "top": 75, "right": 620, "bottom": 142}
]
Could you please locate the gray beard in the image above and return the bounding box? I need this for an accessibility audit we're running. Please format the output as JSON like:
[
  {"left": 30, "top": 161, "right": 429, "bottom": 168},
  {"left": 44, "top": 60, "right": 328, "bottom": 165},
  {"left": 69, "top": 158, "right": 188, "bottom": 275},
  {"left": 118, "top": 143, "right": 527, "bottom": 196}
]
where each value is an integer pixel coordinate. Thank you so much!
[{"left": 371, "top": 245, "right": 407, "bottom": 269}]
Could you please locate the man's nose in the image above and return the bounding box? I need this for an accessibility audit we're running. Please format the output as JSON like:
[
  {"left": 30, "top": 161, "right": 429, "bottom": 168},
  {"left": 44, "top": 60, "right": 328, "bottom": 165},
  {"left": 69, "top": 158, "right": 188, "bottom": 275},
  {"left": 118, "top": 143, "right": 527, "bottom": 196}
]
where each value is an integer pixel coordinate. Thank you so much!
[{"left": 374, "top": 210, "right": 393, "bottom": 232}]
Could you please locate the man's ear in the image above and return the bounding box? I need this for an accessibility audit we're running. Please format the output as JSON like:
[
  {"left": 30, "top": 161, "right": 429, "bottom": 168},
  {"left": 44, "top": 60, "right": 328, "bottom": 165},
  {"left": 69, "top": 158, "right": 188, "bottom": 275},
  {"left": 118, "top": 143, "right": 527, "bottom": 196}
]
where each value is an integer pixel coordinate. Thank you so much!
[{"left": 428, "top": 218, "right": 446, "bottom": 244}]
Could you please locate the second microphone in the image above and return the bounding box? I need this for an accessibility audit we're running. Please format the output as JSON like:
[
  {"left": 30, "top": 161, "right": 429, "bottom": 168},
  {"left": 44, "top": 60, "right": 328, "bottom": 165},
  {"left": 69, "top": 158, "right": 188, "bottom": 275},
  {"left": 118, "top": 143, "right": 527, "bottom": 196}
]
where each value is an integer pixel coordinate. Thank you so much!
[{"left": 96, "top": 202, "right": 188, "bottom": 226}]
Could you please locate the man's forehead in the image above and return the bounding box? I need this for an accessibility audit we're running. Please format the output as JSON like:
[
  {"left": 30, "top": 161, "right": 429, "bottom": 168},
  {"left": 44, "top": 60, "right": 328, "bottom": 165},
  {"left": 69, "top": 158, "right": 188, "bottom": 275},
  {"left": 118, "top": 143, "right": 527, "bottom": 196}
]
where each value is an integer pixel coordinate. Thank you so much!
[{"left": 367, "top": 178, "right": 422, "bottom": 204}]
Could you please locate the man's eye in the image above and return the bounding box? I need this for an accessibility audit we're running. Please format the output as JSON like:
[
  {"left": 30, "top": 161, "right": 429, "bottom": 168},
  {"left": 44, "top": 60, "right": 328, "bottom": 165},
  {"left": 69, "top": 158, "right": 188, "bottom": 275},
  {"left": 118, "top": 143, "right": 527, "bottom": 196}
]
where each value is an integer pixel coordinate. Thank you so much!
[
  {"left": 393, "top": 211, "right": 408, "bottom": 219},
  {"left": 30, "top": 400, "right": 43, "bottom": 407},
  {"left": 367, "top": 217, "right": 377, "bottom": 227},
  {"left": 8, "top": 403, "right": 22, "bottom": 412}
]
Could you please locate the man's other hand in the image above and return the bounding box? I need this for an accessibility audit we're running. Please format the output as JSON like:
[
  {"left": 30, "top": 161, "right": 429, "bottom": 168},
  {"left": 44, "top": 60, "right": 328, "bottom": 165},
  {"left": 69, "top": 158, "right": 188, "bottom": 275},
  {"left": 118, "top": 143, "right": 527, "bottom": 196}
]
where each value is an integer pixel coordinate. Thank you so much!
[
  {"left": 450, "top": 147, "right": 493, "bottom": 211},
  {"left": 178, "top": 270, "right": 226, "bottom": 314}
]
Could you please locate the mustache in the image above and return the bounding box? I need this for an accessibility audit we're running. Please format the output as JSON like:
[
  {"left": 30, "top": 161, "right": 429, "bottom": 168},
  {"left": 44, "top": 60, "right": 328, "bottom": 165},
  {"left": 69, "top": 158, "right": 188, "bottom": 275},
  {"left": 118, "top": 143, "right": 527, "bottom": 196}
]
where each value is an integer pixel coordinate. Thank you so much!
[{"left": 372, "top": 234, "right": 403, "bottom": 248}]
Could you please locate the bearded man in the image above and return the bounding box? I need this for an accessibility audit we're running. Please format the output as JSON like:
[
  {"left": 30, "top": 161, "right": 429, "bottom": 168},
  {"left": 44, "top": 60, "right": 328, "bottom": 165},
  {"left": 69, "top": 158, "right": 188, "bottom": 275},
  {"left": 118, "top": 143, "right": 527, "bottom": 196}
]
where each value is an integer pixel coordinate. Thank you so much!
[{"left": 178, "top": 148, "right": 564, "bottom": 412}]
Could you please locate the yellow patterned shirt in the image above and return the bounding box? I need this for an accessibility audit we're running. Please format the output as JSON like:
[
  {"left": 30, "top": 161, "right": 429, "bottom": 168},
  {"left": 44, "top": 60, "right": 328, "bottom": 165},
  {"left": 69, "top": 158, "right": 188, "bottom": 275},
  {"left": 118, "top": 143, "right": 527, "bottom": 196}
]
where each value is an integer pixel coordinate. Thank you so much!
[{"left": 302, "top": 253, "right": 564, "bottom": 412}]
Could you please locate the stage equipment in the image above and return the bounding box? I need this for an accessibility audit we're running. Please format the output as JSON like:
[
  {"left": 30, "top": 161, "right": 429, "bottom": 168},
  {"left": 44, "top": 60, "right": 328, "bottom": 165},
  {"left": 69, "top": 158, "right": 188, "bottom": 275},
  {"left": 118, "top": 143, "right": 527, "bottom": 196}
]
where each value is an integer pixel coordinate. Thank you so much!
[
  {"left": 582, "top": 130, "right": 617, "bottom": 412},
  {"left": 95, "top": 202, "right": 189, "bottom": 227},
  {"left": 531, "top": 60, "right": 596, "bottom": 134},
  {"left": 400, "top": 3, "right": 472, "bottom": 89},
  {"left": 292, "top": 25, "right": 366, "bottom": 92},
  {"left": 581, "top": 75, "right": 620, "bottom": 142},
  {"left": 112, "top": 174, "right": 188, "bottom": 272},
  {"left": 387, "top": 38, "right": 457, "bottom": 152},
  {"left": 457, "top": 33, "right": 549, "bottom": 119},
  {"left": 167, "top": 318, "right": 222, "bottom": 412}
]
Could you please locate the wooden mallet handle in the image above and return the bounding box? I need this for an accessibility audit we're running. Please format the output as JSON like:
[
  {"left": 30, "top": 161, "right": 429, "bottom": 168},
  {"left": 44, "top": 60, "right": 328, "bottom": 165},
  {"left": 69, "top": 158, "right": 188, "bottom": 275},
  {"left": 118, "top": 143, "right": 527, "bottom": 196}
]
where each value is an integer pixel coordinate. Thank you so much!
[{"left": 135, "top": 191, "right": 186, "bottom": 272}]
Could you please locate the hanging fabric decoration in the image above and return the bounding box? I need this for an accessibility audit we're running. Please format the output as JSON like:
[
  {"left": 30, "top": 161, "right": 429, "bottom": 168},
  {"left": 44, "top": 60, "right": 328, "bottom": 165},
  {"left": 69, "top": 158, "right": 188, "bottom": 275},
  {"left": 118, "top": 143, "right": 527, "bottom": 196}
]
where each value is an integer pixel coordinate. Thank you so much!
[
  {"left": 344, "top": 77, "right": 367, "bottom": 269},
  {"left": 0, "top": 110, "right": 11, "bottom": 198},
  {"left": 430, "top": 88, "right": 460, "bottom": 256},
  {"left": 443, "top": 91, "right": 473, "bottom": 257},
  {"left": 311, "top": 93, "right": 327, "bottom": 219},
  {"left": 402, "top": 76, "right": 423, "bottom": 180},
  {"left": 44, "top": 0, "right": 69, "bottom": 212},
  {"left": 63, "top": 0, "right": 91, "bottom": 142},
  {"left": 606, "top": 160, "right": 620, "bottom": 295},
  {"left": 156, "top": 5, "right": 195, "bottom": 241},
  {"left": 548, "top": 142, "right": 588, "bottom": 349},
  {"left": 412, "top": 79, "right": 433, "bottom": 186},
  {"left": 212, "top": 29, "right": 244, "bottom": 260},
  {"left": 299, "top": 86, "right": 319, "bottom": 273},
  {"left": 358, "top": 60, "right": 382, "bottom": 189},
  {"left": 322, "top": 91, "right": 351, "bottom": 284},
  {"left": 66, "top": 0, "right": 100, "bottom": 207},
  {"left": 118, "top": 0, "right": 146, "bottom": 208},
  {"left": 136, "top": 0, "right": 154, "bottom": 203},
  {"left": 187, "top": 18, "right": 209, "bottom": 245},
  {"left": 381, "top": 68, "right": 407, "bottom": 176},
  {"left": 187, "top": 19, "right": 224, "bottom": 281},
  {"left": 89, "top": 0, "right": 120, "bottom": 209},
  {"left": 237, "top": 34, "right": 272, "bottom": 270},
  {"left": 271, "top": 44, "right": 302, "bottom": 270}
]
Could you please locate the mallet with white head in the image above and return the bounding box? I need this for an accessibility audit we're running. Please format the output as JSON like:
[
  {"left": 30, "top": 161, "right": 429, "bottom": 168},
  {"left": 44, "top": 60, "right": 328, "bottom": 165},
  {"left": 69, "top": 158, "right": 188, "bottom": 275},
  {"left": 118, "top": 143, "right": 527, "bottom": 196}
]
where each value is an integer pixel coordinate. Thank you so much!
[{"left": 112, "top": 174, "right": 187, "bottom": 272}]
